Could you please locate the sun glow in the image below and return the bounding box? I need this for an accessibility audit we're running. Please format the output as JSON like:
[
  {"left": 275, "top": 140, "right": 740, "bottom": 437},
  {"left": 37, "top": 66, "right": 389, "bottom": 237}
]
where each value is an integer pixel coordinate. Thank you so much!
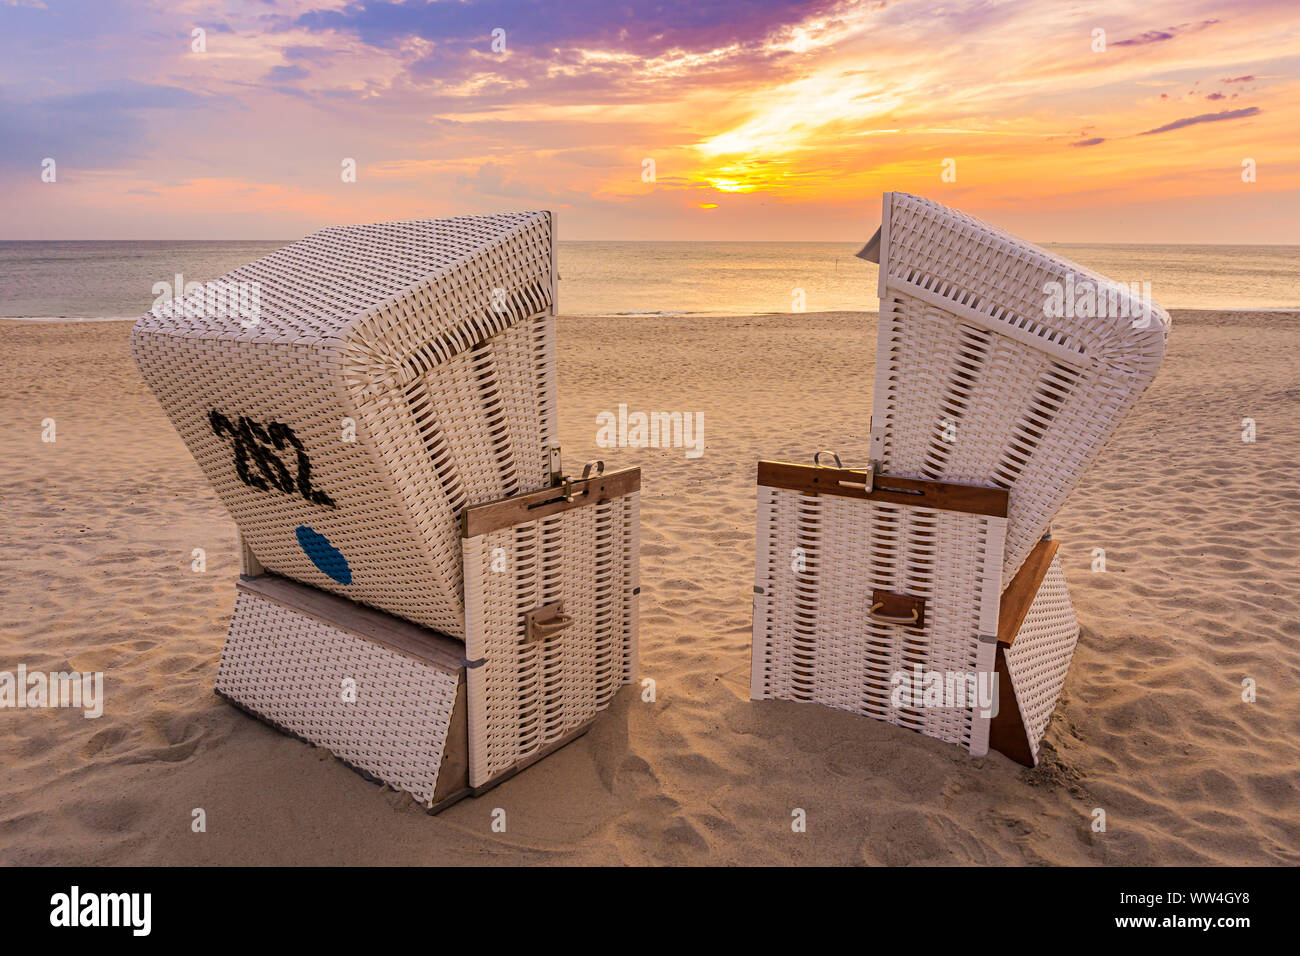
[
  {"left": 2, "top": 0, "right": 1297, "bottom": 241},
  {"left": 706, "top": 178, "right": 757, "bottom": 193}
]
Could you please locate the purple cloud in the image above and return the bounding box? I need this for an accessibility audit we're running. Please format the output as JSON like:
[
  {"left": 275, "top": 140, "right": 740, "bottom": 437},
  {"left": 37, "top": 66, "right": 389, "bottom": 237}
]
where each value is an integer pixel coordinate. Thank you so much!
[
  {"left": 272, "top": 85, "right": 314, "bottom": 100},
  {"left": 1115, "top": 30, "right": 1175, "bottom": 46},
  {"left": 0, "top": 82, "right": 222, "bottom": 171},
  {"left": 1139, "top": 106, "right": 1261, "bottom": 135},
  {"left": 266, "top": 65, "right": 309, "bottom": 82},
  {"left": 295, "top": 0, "right": 842, "bottom": 58},
  {"left": 1113, "top": 19, "right": 1219, "bottom": 47},
  {"left": 1222, "top": 75, "right": 1255, "bottom": 83},
  {"left": 50, "top": 82, "right": 209, "bottom": 111},
  {"left": 1071, "top": 137, "right": 1105, "bottom": 147},
  {"left": 283, "top": 45, "right": 335, "bottom": 64}
]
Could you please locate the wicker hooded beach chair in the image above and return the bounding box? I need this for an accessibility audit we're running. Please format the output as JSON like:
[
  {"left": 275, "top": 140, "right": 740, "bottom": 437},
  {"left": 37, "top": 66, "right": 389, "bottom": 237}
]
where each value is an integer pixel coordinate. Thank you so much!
[
  {"left": 867, "top": 192, "right": 1170, "bottom": 584},
  {"left": 751, "top": 194, "right": 1168, "bottom": 765},
  {"left": 133, "top": 212, "right": 640, "bottom": 810}
]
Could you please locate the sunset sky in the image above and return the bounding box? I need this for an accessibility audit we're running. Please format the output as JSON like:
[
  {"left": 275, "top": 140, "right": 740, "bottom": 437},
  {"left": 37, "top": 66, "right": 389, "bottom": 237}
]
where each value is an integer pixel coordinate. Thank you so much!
[{"left": 1, "top": 0, "right": 1297, "bottom": 241}]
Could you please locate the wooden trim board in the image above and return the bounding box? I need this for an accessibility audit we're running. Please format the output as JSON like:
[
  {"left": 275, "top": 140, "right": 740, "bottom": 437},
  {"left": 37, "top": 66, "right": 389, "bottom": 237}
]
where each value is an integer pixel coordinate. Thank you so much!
[
  {"left": 430, "top": 677, "right": 471, "bottom": 812},
  {"left": 988, "top": 646, "right": 1036, "bottom": 767},
  {"left": 996, "top": 538, "right": 1059, "bottom": 647},
  {"left": 757, "top": 460, "right": 1009, "bottom": 518},
  {"left": 462, "top": 466, "right": 641, "bottom": 537},
  {"left": 988, "top": 537, "right": 1062, "bottom": 767}
]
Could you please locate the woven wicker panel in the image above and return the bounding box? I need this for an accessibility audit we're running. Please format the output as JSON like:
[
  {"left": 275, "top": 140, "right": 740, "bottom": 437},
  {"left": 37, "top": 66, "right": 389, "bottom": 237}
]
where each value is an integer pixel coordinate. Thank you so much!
[
  {"left": 463, "top": 493, "right": 640, "bottom": 787},
  {"left": 1004, "top": 552, "right": 1079, "bottom": 763},
  {"left": 132, "top": 213, "right": 558, "bottom": 637},
  {"left": 871, "top": 192, "right": 1169, "bottom": 587},
  {"left": 216, "top": 588, "right": 460, "bottom": 807},
  {"left": 751, "top": 484, "right": 1004, "bottom": 755}
]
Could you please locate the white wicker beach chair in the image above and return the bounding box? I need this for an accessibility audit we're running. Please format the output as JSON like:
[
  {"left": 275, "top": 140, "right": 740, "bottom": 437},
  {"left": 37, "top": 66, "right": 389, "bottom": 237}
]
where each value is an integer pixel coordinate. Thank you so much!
[
  {"left": 864, "top": 192, "right": 1170, "bottom": 585},
  {"left": 752, "top": 459, "right": 1006, "bottom": 756},
  {"left": 132, "top": 213, "right": 640, "bottom": 810},
  {"left": 133, "top": 212, "right": 561, "bottom": 637},
  {"left": 214, "top": 466, "right": 640, "bottom": 809},
  {"left": 752, "top": 193, "right": 1167, "bottom": 766},
  {"left": 750, "top": 457, "right": 1078, "bottom": 765},
  {"left": 461, "top": 467, "right": 640, "bottom": 788}
]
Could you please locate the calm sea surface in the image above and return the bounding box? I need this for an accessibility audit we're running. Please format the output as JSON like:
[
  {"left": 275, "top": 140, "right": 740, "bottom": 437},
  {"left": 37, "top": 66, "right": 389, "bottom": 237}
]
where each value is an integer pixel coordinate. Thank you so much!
[{"left": 1, "top": 239, "right": 1296, "bottom": 318}]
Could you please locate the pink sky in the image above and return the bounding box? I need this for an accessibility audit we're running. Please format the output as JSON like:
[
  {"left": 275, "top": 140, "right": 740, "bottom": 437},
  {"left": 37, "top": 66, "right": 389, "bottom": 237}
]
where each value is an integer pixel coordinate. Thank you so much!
[{"left": 1, "top": 0, "right": 1297, "bottom": 241}]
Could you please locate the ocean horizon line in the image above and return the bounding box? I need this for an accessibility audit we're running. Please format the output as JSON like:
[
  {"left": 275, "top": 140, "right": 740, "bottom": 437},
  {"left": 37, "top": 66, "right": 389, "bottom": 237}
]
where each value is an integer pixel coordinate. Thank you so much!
[
  {"left": 6, "top": 307, "right": 1300, "bottom": 324},
  {"left": 5, "top": 240, "right": 1296, "bottom": 315},
  {"left": 2, "top": 237, "right": 1299, "bottom": 248}
]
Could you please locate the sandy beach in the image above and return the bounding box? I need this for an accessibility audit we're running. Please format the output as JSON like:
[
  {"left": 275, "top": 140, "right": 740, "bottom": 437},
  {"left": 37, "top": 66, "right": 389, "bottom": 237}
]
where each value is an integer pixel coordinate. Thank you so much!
[{"left": 1, "top": 308, "right": 1297, "bottom": 866}]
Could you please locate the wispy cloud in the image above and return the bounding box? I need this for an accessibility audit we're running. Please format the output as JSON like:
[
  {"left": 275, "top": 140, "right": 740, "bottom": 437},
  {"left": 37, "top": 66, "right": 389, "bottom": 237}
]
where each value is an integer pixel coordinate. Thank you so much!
[
  {"left": 1113, "top": 19, "right": 1220, "bottom": 46},
  {"left": 283, "top": 45, "right": 334, "bottom": 64},
  {"left": 1139, "top": 106, "right": 1262, "bottom": 135},
  {"left": 267, "top": 65, "right": 309, "bottom": 82}
]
